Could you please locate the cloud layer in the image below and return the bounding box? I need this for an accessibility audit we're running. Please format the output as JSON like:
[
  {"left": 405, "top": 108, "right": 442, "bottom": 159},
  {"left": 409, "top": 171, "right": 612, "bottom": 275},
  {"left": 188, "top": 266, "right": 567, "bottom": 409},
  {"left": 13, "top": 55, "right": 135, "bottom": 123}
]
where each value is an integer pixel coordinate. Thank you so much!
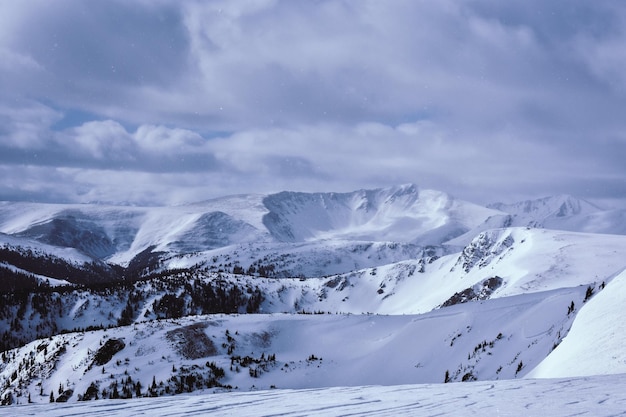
[{"left": 1, "top": 0, "right": 625, "bottom": 205}]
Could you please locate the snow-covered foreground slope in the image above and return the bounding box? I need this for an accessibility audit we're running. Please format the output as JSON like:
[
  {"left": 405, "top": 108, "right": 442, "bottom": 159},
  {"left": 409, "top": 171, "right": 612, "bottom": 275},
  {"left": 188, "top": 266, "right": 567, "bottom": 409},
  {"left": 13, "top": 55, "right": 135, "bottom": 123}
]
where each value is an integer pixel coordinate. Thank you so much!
[
  {"left": 528, "top": 269, "right": 626, "bottom": 378},
  {"left": 6, "top": 374, "right": 626, "bottom": 417}
]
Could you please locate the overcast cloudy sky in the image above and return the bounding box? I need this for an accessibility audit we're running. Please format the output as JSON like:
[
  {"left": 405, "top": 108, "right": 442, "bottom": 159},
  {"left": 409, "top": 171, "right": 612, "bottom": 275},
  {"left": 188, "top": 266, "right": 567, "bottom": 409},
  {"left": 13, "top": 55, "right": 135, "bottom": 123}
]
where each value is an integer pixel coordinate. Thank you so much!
[{"left": 1, "top": 0, "right": 625, "bottom": 206}]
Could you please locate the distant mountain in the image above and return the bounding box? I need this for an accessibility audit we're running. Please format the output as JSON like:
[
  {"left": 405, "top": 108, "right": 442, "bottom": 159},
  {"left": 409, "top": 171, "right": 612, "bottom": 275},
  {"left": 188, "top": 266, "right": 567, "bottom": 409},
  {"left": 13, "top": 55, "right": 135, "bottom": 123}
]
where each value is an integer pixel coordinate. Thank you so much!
[
  {"left": 262, "top": 184, "right": 502, "bottom": 245},
  {"left": 488, "top": 195, "right": 602, "bottom": 220},
  {"left": 0, "top": 185, "right": 501, "bottom": 267},
  {"left": 487, "top": 195, "right": 626, "bottom": 235}
]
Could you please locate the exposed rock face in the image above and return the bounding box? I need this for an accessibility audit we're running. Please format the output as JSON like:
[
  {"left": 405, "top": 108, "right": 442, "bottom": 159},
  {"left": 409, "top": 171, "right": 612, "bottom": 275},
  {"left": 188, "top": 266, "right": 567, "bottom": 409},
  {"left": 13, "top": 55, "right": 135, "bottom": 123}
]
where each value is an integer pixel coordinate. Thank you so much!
[
  {"left": 92, "top": 338, "right": 126, "bottom": 366},
  {"left": 441, "top": 276, "right": 504, "bottom": 307},
  {"left": 453, "top": 231, "right": 514, "bottom": 273}
]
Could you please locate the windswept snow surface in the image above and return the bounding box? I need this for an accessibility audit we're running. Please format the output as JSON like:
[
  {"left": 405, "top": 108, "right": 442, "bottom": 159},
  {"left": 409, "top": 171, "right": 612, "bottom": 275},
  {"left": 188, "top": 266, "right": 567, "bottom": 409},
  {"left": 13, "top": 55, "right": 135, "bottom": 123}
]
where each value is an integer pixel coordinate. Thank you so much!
[{"left": 5, "top": 374, "right": 626, "bottom": 417}]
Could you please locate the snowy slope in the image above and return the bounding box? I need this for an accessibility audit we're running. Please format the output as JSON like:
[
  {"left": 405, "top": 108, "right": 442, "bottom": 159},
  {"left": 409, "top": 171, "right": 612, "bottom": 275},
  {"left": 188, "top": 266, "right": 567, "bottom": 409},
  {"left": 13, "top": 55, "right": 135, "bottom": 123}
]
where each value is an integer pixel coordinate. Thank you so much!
[
  {"left": 2, "top": 226, "right": 625, "bottom": 355},
  {"left": 0, "top": 284, "right": 592, "bottom": 405},
  {"left": 527, "top": 269, "right": 626, "bottom": 378},
  {"left": 259, "top": 227, "right": 626, "bottom": 315},
  {"left": 0, "top": 233, "right": 94, "bottom": 265},
  {"left": 0, "top": 233, "right": 121, "bottom": 287},
  {"left": 0, "top": 200, "right": 270, "bottom": 265}
]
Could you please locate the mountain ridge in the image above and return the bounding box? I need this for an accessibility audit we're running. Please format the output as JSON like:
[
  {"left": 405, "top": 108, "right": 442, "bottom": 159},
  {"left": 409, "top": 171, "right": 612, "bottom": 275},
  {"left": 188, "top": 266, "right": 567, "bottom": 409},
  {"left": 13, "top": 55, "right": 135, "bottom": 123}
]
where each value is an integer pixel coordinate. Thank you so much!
[{"left": 2, "top": 184, "right": 626, "bottom": 408}]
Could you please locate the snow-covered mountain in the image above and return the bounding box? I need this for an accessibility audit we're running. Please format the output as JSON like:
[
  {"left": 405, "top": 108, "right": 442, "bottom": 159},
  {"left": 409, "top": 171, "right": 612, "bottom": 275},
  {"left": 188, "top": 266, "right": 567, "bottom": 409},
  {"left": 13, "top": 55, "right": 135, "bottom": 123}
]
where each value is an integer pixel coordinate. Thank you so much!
[
  {"left": 262, "top": 184, "right": 502, "bottom": 244},
  {"left": 488, "top": 194, "right": 626, "bottom": 235},
  {"left": 489, "top": 195, "right": 602, "bottom": 221},
  {"left": 1, "top": 184, "right": 626, "bottom": 412},
  {"left": 0, "top": 185, "right": 507, "bottom": 287},
  {"left": 0, "top": 185, "right": 501, "bottom": 263}
]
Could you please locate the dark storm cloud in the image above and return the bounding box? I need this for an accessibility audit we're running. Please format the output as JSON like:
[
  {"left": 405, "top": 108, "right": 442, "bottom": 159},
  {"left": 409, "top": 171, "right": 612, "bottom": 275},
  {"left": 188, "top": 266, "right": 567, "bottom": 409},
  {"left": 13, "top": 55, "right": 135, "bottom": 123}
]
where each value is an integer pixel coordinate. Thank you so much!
[{"left": 1, "top": 0, "right": 626, "bottom": 205}]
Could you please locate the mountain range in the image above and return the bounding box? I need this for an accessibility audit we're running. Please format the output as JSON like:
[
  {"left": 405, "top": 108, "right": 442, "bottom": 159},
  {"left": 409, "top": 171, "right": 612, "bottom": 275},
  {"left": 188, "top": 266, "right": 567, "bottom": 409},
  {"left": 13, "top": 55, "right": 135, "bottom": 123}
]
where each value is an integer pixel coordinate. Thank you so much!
[{"left": 1, "top": 184, "right": 625, "bottom": 412}]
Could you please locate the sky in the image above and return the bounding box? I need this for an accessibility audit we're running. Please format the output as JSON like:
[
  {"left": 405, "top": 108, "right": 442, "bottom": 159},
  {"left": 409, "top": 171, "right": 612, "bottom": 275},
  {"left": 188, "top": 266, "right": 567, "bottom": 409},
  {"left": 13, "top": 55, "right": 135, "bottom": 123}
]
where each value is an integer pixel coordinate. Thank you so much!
[{"left": 1, "top": 0, "right": 626, "bottom": 206}]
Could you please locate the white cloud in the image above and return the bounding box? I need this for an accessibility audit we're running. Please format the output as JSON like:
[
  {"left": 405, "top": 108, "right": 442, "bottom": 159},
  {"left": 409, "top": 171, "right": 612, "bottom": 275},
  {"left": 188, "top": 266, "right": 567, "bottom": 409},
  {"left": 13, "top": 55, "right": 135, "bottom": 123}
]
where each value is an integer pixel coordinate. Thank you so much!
[
  {"left": 134, "top": 125, "right": 205, "bottom": 153},
  {"left": 61, "top": 120, "right": 135, "bottom": 160}
]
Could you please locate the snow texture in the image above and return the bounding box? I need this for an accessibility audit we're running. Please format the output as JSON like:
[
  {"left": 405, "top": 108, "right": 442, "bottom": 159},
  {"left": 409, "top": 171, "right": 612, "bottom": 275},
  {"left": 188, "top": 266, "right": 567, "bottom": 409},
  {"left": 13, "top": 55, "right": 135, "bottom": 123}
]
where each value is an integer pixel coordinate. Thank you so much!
[{"left": 6, "top": 374, "right": 626, "bottom": 417}]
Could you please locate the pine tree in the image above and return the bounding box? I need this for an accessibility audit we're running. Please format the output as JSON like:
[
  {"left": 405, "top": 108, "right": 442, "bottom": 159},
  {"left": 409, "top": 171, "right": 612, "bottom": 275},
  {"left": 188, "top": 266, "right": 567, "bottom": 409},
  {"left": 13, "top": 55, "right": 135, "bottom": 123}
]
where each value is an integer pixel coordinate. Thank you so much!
[
  {"left": 49, "top": 391, "right": 54, "bottom": 403},
  {"left": 567, "top": 301, "right": 575, "bottom": 314}
]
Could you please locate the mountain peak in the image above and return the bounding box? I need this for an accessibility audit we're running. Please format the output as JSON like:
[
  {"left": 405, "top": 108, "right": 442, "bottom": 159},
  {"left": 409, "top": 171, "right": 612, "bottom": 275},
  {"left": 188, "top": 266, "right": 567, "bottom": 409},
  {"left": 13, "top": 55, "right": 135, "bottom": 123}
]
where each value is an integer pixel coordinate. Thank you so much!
[{"left": 487, "top": 194, "right": 607, "bottom": 231}]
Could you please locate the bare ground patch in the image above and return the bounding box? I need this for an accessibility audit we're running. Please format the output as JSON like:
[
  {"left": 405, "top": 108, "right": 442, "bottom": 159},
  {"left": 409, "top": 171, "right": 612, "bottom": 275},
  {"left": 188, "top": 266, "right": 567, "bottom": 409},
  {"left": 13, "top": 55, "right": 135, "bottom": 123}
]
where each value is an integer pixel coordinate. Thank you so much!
[{"left": 166, "top": 322, "right": 218, "bottom": 359}]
